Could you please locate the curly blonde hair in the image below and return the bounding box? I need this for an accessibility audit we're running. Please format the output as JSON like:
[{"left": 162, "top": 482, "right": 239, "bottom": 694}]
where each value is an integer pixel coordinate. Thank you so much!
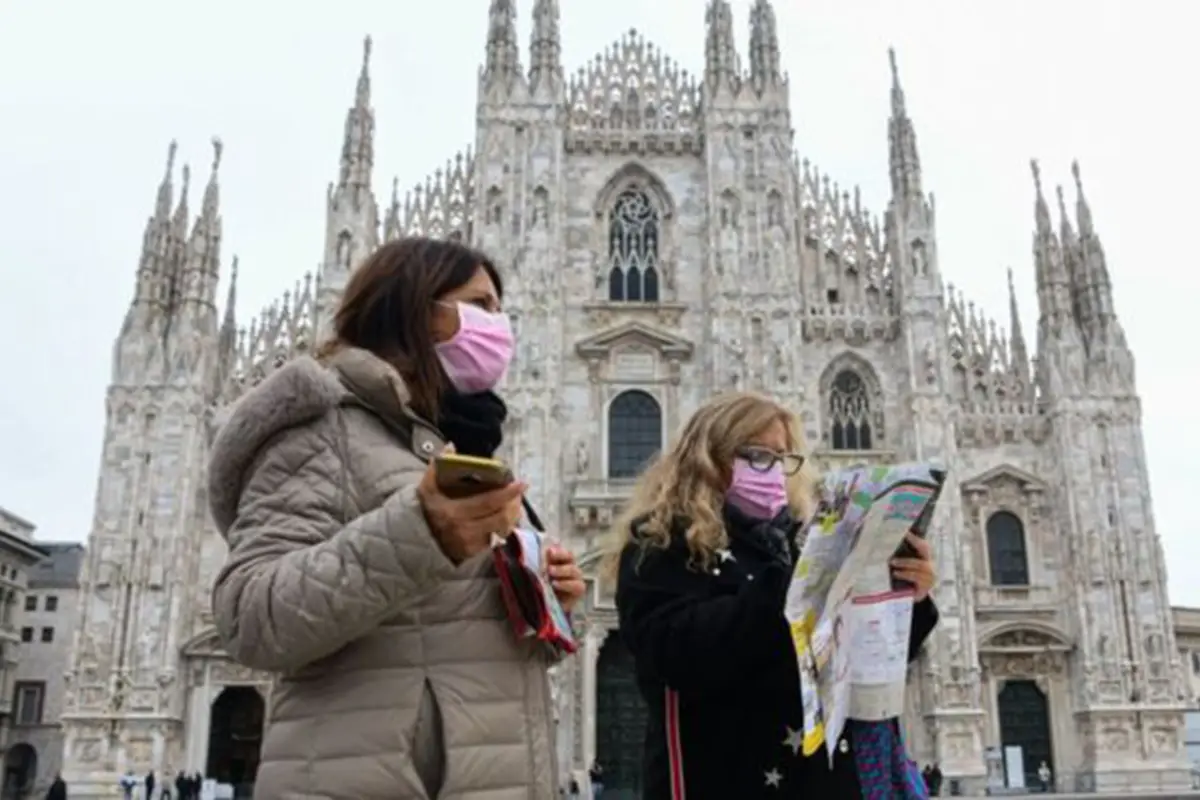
[{"left": 601, "top": 392, "right": 819, "bottom": 583}]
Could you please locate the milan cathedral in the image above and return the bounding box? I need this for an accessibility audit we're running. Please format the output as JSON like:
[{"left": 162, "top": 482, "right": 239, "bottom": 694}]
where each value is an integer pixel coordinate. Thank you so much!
[{"left": 59, "top": 0, "right": 1188, "bottom": 795}]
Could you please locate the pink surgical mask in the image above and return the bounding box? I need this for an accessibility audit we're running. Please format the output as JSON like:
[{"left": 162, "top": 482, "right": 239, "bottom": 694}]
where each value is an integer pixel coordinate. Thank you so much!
[
  {"left": 434, "top": 302, "right": 514, "bottom": 393},
  {"left": 726, "top": 458, "right": 789, "bottom": 520}
]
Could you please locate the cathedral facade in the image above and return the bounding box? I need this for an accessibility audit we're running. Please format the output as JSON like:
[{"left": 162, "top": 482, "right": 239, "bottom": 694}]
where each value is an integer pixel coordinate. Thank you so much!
[{"left": 59, "top": 1, "right": 1190, "bottom": 795}]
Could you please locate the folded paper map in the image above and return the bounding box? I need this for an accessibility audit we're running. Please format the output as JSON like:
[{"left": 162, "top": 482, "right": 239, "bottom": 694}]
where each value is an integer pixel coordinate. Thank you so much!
[
  {"left": 492, "top": 528, "right": 578, "bottom": 655},
  {"left": 784, "top": 462, "right": 946, "bottom": 765}
]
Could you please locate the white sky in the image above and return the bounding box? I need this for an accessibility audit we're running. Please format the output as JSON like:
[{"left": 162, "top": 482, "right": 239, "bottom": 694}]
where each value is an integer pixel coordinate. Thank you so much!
[{"left": 1, "top": 0, "right": 1196, "bottom": 602}]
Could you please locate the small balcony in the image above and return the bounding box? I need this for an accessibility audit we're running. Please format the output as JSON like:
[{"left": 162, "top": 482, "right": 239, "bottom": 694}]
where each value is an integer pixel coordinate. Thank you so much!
[
  {"left": 974, "top": 583, "right": 1059, "bottom": 615},
  {"left": 568, "top": 478, "right": 637, "bottom": 539}
]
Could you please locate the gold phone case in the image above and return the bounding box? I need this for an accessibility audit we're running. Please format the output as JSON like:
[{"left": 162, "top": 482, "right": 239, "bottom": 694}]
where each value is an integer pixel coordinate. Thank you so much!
[{"left": 435, "top": 455, "right": 514, "bottom": 498}]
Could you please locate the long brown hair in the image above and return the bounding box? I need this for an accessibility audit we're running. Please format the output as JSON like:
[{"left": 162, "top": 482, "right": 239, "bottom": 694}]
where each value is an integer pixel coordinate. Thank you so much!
[
  {"left": 317, "top": 236, "right": 503, "bottom": 421},
  {"left": 601, "top": 392, "right": 819, "bottom": 582}
]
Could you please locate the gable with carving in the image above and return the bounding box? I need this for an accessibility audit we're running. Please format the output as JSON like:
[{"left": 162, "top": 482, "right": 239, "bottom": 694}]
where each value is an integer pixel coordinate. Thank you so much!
[
  {"left": 962, "top": 464, "right": 1047, "bottom": 495},
  {"left": 979, "top": 623, "right": 1072, "bottom": 652},
  {"left": 576, "top": 321, "right": 694, "bottom": 384}
]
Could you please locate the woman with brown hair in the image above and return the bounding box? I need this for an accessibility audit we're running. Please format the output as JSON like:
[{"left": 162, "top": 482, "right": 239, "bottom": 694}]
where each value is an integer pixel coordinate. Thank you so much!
[
  {"left": 607, "top": 392, "right": 938, "bottom": 799},
  {"left": 207, "top": 236, "right": 584, "bottom": 799}
]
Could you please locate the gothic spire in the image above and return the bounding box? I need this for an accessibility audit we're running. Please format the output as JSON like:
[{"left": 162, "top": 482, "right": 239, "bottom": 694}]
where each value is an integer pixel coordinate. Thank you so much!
[
  {"left": 129, "top": 141, "right": 177, "bottom": 318},
  {"left": 383, "top": 177, "right": 401, "bottom": 242},
  {"left": 180, "top": 138, "right": 224, "bottom": 314},
  {"left": 217, "top": 255, "right": 239, "bottom": 370},
  {"left": 528, "top": 0, "right": 562, "bottom": 97},
  {"left": 1072, "top": 162, "right": 1120, "bottom": 334},
  {"left": 1007, "top": 267, "right": 1031, "bottom": 390},
  {"left": 1031, "top": 160, "right": 1070, "bottom": 324},
  {"left": 749, "top": 0, "right": 782, "bottom": 91},
  {"left": 483, "top": 0, "right": 522, "bottom": 93},
  {"left": 161, "top": 161, "right": 191, "bottom": 315},
  {"left": 1031, "top": 158, "right": 1086, "bottom": 399},
  {"left": 887, "top": 48, "right": 923, "bottom": 201},
  {"left": 1055, "top": 182, "right": 1090, "bottom": 333},
  {"left": 704, "top": 0, "right": 740, "bottom": 95},
  {"left": 338, "top": 37, "right": 375, "bottom": 192}
]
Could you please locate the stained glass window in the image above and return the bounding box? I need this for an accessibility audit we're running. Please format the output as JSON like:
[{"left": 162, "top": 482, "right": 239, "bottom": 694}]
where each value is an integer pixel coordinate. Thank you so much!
[
  {"left": 987, "top": 511, "right": 1030, "bottom": 586},
  {"left": 607, "top": 390, "right": 662, "bottom": 478},
  {"left": 828, "top": 370, "right": 873, "bottom": 450},
  {"left": 607, "top": 188, "right": 661, "bottom": 302}
]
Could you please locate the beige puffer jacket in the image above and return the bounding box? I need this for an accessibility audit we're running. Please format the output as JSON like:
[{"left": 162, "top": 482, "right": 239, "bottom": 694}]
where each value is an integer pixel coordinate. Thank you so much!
[{"left": 208, "top": 347, "right": 560, "bottom": 800}]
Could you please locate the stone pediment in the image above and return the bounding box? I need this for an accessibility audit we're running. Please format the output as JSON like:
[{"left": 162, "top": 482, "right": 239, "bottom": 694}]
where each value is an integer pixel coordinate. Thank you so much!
[
  {"left": 575, "top": 322, "right": 693, "bottom": 360},
  {"left": 979, "top": 622, "right": 1073, "bottom": 652},
  {"left": 961, "top": 463, "right": 1047, "bottom": 493},
  {"left": 182, "top": 628, "right": 224, "bottom": 658}
]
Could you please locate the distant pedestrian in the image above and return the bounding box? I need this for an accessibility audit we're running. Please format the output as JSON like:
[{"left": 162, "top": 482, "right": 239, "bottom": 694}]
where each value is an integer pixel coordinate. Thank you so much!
[
  {"left": 589, "top": 762, "right": 604, "bottom": 798},
  {"left": 45, "top": 773, "right": 67, "bottom": 800},
  {"left": 118, "top": 771, "right": 136, "bottom": 800},
  {"left": 928, "top": 762, "right": 943, "bottom": 795},
  {"left": 1037, "top": 760, "right": 1052, "bottom": 792}
]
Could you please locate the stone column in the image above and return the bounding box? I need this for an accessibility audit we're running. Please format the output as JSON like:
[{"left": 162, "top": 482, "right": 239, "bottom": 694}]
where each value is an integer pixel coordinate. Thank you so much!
[
  {"left": 184, "top": 664, "right": 215, "bottom": 773},
  {"left": 580, "top": 623, "right": 610, "bottom": 770}
]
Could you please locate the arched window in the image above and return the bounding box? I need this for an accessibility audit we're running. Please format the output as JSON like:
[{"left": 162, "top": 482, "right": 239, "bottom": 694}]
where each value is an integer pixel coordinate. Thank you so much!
[
  {"left": 607, "top": 390, "right": 662, "bottom": 479},
  {"left": 607, "top": 188, "right": 661, "bottom": 303},
  {"left": 986, "top": 511, "right": 1030, "bottom": 586},
  {"left": 828, "top": 370, "right": 873, "bottom": 450}
]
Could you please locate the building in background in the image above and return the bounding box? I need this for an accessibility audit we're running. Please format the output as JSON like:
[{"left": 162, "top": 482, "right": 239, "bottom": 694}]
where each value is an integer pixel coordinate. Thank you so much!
[
  {"left": 58, "top": 1, "right": 1190, "bottom": 796},
  {"left": 1173, "top": 606, "right": 1200, "bottom": 786},
  {"left": 0, "top": 507, "right": 50, "bottom": 796},
  {"left": 5, "top": 543, "right": 86, "bottom": 798}
]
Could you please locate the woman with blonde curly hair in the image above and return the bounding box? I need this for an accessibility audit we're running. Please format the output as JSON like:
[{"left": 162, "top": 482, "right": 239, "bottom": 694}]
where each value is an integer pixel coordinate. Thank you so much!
[{"left": 608, "top": 392, "right": 939, "bottom": 799}]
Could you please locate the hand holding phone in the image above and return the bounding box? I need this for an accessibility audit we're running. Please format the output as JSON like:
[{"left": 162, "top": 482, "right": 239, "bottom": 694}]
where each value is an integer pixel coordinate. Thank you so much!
[
  {"left": 417, "top": 449, "right": 525, "bottom": 563},
  {"left": 434, "top": 453, "right": 514, "bottom": 498}
]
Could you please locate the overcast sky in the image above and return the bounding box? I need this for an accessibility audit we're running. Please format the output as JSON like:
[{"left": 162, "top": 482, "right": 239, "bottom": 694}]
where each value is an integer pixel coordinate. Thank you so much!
[{"left": 1, "top": 1, "right": 1196, "bottom": 602}]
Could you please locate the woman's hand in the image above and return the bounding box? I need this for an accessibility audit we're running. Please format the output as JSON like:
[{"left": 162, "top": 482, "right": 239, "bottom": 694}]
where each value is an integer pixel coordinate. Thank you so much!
[
  {"left": 417, "top": 459, "right": 526, "bottom": 563},
  {"left": 546, "top": 545, "right": 586, "bottom": 613},
  {"left": 890, "top": 532, "right": 936, "bottom": 602}
]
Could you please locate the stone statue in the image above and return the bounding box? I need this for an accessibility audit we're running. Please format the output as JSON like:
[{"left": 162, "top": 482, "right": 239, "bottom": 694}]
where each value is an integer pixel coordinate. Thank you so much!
[
  {"left": 336, "top": 234, "right": 352, "bottom": 269},
  {"left": 574, "top": 438, "right": 589, "bottom": 477}
]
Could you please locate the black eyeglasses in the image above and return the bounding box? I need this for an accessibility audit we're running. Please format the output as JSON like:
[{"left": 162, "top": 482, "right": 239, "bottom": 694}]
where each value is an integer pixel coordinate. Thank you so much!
[{"left": 736, "top": 446, "right": 806, "bottom": 476}]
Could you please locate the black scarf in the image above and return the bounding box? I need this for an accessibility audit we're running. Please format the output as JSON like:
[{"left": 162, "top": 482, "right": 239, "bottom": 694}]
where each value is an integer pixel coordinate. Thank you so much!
[
  {"left": 436, "top": 390, "right": 507, "bottom": 457},
  {"left": 436, "top": 389, "right": 545, "bottom": 531}
]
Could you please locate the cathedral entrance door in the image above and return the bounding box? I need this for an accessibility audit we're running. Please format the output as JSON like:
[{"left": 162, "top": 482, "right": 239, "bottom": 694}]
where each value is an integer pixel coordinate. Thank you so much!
[
  {"left": 595, "top": 634, "right": 647, "bottom": 799},
  {"left": 206, "top": 686, "right": 265, "bottom": 798},
  {"left": 1, "top": 743, "right": 36, "bottom": 799},
  {"left": 997, "top": 679, "right": 1053, "bottom": 790}
]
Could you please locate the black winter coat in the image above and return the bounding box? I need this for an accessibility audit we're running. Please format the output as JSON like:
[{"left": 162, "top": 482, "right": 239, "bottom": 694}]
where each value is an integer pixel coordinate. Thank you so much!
[{"left": 615, "top": 506, "right": 938, "bottom": 800}]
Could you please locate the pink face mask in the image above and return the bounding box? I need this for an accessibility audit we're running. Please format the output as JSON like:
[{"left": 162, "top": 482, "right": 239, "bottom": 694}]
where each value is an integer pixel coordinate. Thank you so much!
[
  {"left": 726, "top": 458, "right": 789, "bottom": 520},
  {"left": 434, "top": 302, "right": 515, "bottom": 393}
]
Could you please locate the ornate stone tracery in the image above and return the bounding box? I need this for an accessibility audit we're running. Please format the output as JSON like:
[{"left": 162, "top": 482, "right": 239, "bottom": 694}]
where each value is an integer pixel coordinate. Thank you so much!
[
  {"left": 607, "top": 189, "right": 661, "bottom": 302},
  {"left": 566, "top": 29, "right": 700, "bottom": 150},
  {"left": 593, "top": 163, "right": 676, "bottom": 299},
  {"left": 818, "top": 352, "right": 885, "bottom": 451}
]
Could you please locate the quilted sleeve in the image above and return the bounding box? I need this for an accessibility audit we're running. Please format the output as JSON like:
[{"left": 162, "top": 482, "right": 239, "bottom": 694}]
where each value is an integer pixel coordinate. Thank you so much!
[{"left": 211, "top": 420, "right": 455, "bottom": 673}]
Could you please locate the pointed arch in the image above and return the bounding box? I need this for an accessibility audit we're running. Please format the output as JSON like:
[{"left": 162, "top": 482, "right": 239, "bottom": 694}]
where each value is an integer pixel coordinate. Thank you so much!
[
  {"left": 818, "top": 352, "right": 885, "bottom": 451},
  {"left": 593, "top": 162, "right": 676, "bottom": 220},
  {"left": 595, "top": 163, "right": 675, "bottom": 303}
]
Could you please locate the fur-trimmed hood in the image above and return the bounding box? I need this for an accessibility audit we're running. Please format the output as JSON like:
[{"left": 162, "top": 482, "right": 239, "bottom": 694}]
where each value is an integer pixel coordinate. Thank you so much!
[
  {"left": 207, "top": 348, "right": 421, "bottom": 534},
  {"left": 207, "top": 356, "right": 347, "bottom": 534}
]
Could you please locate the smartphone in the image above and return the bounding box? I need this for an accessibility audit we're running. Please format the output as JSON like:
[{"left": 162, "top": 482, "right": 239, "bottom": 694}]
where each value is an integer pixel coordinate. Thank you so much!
[
  {"left": 434, "top": 454, "right": 514, "bottom": 498},
  {"left": 891, "top": 469, "right": 946, "bottom": 591}
]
